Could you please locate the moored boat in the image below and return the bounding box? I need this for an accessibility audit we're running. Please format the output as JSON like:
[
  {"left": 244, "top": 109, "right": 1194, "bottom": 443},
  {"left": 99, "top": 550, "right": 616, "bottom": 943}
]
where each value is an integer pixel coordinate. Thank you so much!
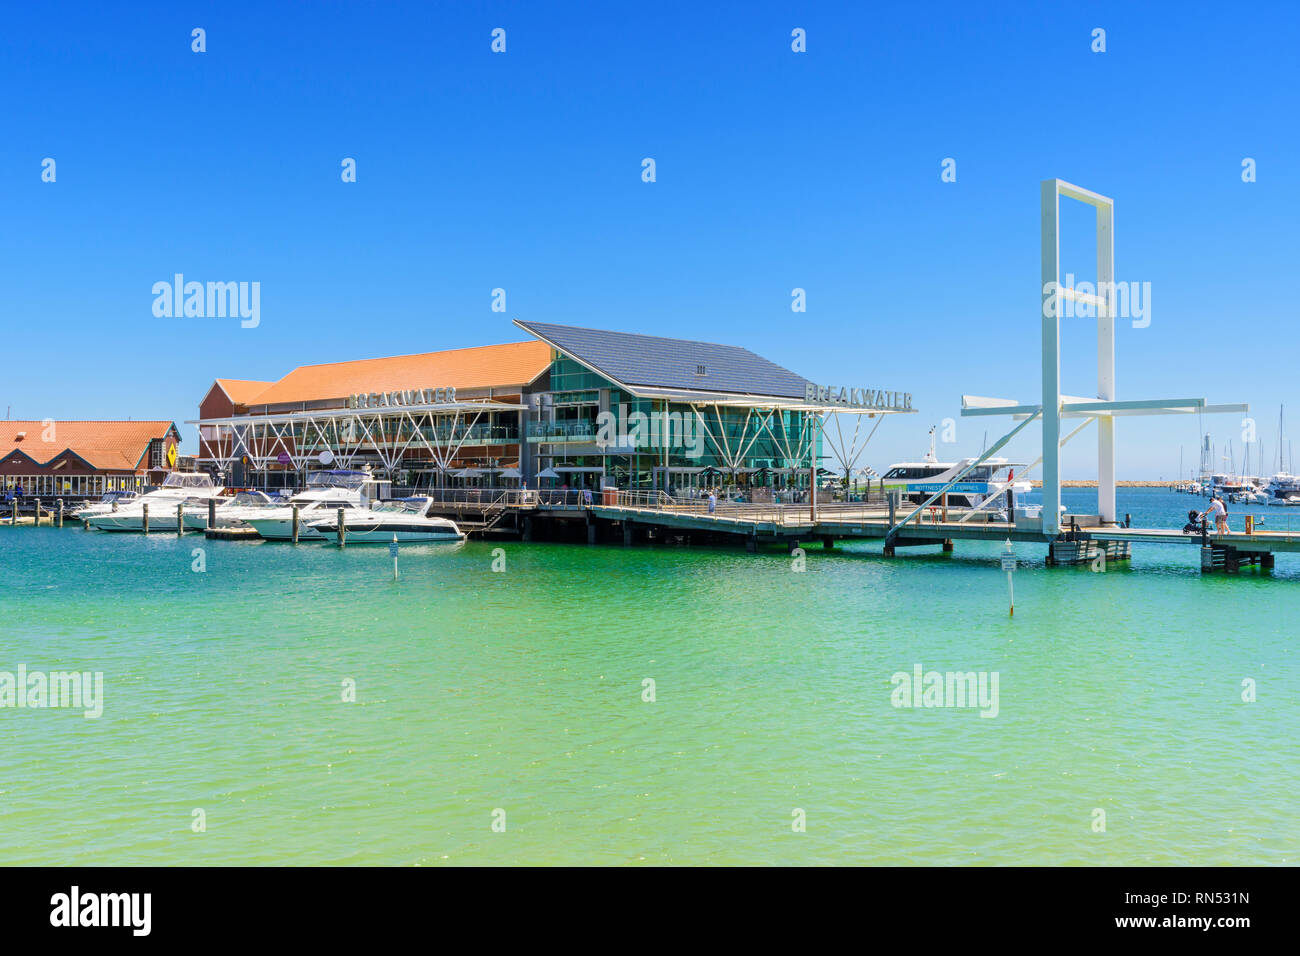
[
  {"left": 87, "top": 473, "right": 224, "bottom": 531},
  {"left": 181, "top": 490, "right": 282, "bottom": 530},
  {"left": 243, "top": 470, "right": 391, "bottom": 540},
  {"left": 307, "top": 497, "right": 465, "bottom": 542}
]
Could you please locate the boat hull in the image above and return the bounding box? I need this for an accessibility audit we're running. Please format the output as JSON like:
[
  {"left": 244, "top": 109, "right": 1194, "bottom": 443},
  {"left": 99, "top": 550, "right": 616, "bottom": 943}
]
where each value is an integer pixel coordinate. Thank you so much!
[
  {"left": 309, "top": 522, "right": 463, "bottom": 542},
  {"left": 88, "top": 512, "right": 184, "bottom": 531},
  {"left": 244, "top": 517, "right": 326, "bottom": 540}
]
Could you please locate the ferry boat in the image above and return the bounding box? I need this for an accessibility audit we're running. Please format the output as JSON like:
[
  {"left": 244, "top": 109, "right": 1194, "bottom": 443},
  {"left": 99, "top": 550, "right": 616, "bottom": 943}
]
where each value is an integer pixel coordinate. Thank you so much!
[
  {"left": 242, "top": 470, "right": 391, "bottom": 540},
  {"left": 87, "top": 472, "right": 224, "bottom": 531},
  {"left": 881, "top": 432, "right": 1030, "bottom": 510},
  {"left": 307, "top": 497, "right": 465, "bottom": 542}
]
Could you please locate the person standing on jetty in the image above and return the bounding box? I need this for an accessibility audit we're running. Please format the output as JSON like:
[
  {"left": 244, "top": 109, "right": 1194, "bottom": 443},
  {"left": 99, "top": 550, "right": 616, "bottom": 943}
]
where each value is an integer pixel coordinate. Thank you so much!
[{"left": 1200, "top": 494, "right": 1229, "bottom": 534}]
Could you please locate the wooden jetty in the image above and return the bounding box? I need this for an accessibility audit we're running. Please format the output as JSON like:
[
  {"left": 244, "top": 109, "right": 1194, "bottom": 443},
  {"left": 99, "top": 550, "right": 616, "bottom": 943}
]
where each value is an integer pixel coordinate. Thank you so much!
[{"left": 418, "top": 489, "right": 1297, "bottom": 576}]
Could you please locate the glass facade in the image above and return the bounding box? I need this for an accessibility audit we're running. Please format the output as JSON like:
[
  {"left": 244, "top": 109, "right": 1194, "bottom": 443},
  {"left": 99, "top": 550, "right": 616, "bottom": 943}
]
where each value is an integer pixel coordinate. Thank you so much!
[{"left": 532, "top": 354, "right": 822, "bottom": 492}]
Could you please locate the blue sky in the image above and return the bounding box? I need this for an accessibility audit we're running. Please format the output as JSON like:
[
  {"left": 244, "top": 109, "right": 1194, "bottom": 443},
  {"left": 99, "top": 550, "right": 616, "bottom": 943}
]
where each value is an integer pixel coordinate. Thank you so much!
[{"left": 3, "top": 1, "right": 1297, "bottom": 479}]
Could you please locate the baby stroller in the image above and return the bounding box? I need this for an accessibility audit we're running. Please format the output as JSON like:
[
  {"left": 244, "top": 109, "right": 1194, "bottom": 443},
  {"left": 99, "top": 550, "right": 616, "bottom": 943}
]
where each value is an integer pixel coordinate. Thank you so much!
[{"left": 1181, "top": 508, "right": 1202, "bottom": 533}]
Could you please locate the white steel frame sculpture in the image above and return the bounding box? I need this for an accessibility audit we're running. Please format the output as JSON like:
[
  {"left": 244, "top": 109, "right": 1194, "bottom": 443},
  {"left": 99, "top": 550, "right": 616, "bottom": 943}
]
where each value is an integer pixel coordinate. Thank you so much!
[{"left": 961, "top": 179, "right": 1248, "bottom": 535}]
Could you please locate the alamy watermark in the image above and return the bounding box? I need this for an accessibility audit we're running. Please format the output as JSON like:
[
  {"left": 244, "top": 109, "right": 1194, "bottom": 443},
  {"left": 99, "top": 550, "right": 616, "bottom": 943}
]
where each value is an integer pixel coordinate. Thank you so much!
[
  {"left": 1043, "top": 274, "right": 1151, "bottom": 328},
  {"left": 890, "top": 663, "right": 999, "bottom": 718},
  {"left": 1, "top": 665, "right": 104, "bottom": 718},
  {"left": 595, "top": 404, "right": 704, "bottom": 458},
  {"left": 50, "top": 886, "right": 150, "bottom": 936},
  {"left": 152, "top": 274, "right": 260, "bottom": 328}
]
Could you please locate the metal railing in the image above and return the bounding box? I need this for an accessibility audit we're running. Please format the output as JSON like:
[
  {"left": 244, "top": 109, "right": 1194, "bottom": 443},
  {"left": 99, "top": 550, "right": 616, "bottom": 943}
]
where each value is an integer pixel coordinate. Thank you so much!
[
  {"left": 420, "top": 488, "right": 589, "bottom": 509},
  {"left": 595, "top": 493, "right": 897, "bottom": 528},
  {"left": 410, "top": 485, "right": 915, "bottom": 527},
  {"left": 526, "top": 421, "right": 598, "bottom": 441}
]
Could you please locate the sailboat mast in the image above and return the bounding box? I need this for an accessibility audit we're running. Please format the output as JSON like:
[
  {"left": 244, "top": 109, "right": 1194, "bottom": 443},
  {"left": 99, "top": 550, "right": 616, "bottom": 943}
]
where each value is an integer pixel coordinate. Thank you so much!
[{"left": 1280, "top": 405, "right": 1285, "bottom": 473}]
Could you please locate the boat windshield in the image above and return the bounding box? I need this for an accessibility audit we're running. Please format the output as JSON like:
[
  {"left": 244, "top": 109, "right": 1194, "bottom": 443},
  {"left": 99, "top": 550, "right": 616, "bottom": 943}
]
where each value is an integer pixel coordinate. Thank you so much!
[
  {"left": 230, "top": 491, "right": 272, "bottom": 506},
  {"left": 161, "top": 473, "right": 215, "bottom": 489},
  {"left": 882, "top": 465, "right": 948, "bottom": 480},
  {"left": 968, "top": 464, "right": 1022, "bottom": 481},
  {"left": 372, "top": 499, "right": 429, "bottom": 514},
  {"left": 306, "top": 471, "right": 369, "bottom": 491}
]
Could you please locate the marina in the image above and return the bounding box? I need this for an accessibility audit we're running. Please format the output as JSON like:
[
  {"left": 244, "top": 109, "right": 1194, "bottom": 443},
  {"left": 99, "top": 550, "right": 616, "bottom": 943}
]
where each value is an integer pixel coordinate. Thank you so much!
[
  {"left": 8, "top": 181, "right": 1285, "bottom": 579},
  {"left": 21, "top": 482, "right": 1293, "bottom": 576},
  {"left": 4, "top": 1, "right": 1298, "bottom": 885}
]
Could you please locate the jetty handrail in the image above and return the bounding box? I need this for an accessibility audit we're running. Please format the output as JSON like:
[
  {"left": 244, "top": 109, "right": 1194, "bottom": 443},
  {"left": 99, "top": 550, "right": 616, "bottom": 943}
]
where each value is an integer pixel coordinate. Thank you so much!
[
  {"left": 889, "top": 409, "right": 1042, "bottom": 538},
  {"left": 613, "top": 489, "right": 673, "bottom": 510}
]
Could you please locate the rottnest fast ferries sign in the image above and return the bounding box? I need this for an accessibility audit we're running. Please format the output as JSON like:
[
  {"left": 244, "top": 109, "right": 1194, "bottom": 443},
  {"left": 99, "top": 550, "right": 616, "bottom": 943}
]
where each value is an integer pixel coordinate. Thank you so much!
[
  {"left": 347, "top": 387, "right": 457, "bottom": 409},
  {"left": 805, "top": 384, "right": 913, "bottom": 411}
]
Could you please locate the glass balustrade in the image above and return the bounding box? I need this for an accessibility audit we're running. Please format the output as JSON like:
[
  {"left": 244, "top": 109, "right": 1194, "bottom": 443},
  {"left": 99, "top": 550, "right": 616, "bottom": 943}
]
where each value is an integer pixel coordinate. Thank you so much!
[{"left": 526, "top": 420, "right": 598, "bottom": 441}]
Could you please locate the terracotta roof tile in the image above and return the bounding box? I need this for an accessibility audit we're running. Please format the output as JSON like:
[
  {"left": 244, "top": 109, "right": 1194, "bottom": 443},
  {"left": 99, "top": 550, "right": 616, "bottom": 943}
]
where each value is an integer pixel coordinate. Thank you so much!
[
  {"left": 214, "top": 379, "right": 274, "bottom": 404},
  {"left": 247, "top": 340, "right": 551, "bottom": 406},
  {"left": 0, "top": 421, "right": 177, "bottom": 472}
]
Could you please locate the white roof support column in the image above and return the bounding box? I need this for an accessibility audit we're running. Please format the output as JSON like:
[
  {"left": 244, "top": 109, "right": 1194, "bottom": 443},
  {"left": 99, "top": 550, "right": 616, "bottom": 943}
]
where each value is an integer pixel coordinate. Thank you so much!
[
  {"left": 966, "top": 180, "right": 1245, "bottom": 535},
  {"left": 1096, "top": 199, "right": 1116, "bottom": 523},
  {"left": 1043, "top": 178, "right": 1118, "bottom": 529},
  {"left": 1040, "top": 180, "right": 1063, "bottom": 534}
]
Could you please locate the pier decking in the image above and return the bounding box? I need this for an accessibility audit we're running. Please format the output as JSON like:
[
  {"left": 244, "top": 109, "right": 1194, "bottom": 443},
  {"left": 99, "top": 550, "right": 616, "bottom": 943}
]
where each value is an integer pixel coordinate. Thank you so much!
[
  {"left": 11, "top": 487, "right": 1294, "bottom": 576},
  {"left": 422, "top": 489, "right": 1298, "bottom": 574}
]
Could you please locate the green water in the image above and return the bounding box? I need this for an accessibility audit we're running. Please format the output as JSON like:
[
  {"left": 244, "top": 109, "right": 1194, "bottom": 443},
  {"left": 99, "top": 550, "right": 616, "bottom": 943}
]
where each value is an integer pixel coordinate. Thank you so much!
[{"left": 1, "top": 489, "right": 1295, "bottom": 865}]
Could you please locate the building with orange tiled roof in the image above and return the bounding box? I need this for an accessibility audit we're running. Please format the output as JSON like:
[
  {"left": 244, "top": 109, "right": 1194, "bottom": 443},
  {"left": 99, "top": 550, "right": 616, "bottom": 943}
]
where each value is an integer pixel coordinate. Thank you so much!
[
  {"left": 1, "top": 420, "right": 182, "bottom": 497},
  {"left": 192, "top": 320, "right": 914, "bottom": 500},
  {"left": 195, "top": 340, "right": 552, "bottom": 489},
  {"left": 192, "top": 322, "right": 895, "bottom": 497}
]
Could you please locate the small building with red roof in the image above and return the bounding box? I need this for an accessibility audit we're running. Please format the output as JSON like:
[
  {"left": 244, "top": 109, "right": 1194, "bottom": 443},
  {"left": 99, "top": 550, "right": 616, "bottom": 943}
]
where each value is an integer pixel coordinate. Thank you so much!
[{"left": 1, "top": 420, "right": 183, "bottom": 497}]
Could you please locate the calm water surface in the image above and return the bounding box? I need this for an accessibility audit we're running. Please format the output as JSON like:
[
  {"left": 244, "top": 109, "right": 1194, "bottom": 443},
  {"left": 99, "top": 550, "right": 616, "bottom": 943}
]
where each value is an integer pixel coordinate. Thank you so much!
[{"left": 1, "top": 489, "right": 1295, "bottom": 865}]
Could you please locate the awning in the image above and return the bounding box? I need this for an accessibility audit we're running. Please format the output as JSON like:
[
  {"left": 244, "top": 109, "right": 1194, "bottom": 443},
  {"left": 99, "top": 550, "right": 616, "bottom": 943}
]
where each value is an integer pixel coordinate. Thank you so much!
[
  {"left": 536, "top": 467, "right": 560, "bottom": 479},
  {"left": 554, "top": 466, "right": 604, "bottom": 472},
  {"left": 499, "top": 467, "right": 522, "bottom": 479}
]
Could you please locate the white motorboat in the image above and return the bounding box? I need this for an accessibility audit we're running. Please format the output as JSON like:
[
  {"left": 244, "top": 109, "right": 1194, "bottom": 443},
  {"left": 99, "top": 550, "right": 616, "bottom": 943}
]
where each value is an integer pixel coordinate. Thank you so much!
[
  {"left": 71, "top": 490, "right": 140, "bottom": 520},
  {"left": 87, "top": 472, "right": 224, "bottom": 531},
  {"left": 243, "top": 470, "right": 391, "bottom": 540},
  {"left": 181, "top": 490, "right": 282, "bottom": 530},
  {"left": 1261, "top": 473, "right": 1300, "bottom": 505},
  {"left": 308, "top": 497, "right": 465, "bottom": 542}
]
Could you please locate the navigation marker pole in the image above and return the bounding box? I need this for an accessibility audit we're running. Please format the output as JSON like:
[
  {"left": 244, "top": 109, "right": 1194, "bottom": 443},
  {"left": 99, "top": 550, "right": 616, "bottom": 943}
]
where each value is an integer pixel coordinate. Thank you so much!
[{"left": 1001, "top": 539, "right": 1016, "bottom": 617}]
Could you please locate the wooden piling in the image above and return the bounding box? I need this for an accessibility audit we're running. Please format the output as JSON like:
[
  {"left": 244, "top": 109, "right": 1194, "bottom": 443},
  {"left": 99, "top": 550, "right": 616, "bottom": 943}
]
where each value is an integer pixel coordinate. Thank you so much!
[
  {"left": 142, "top": 502, "right": 149, "bottom": 535},
  {"left": 336, "top": 507, "right": 346, "bottom": 548},
  {"left": 207, "top": 498, "right": 216, "bottom": 531},
  {"left": 292, "top": 504, "right": 300, "bottom": 544},
  {"left": 176, "top": 502, "right": 185, "bottom": 536}
]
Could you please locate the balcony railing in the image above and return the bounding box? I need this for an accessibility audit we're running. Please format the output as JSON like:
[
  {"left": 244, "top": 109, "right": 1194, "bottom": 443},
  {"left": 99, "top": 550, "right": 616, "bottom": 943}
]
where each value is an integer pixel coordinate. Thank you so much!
[
  {"left": 527, "top": 420, "right": 598, "bottom": 441},
  {"left": 294, "top": 425, "right": 519, "bottom": 445}
]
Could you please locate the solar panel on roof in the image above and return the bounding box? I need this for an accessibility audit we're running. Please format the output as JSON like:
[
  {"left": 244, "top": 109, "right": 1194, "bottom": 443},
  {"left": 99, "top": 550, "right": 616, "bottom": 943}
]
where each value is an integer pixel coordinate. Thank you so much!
[{"left": 515, "top": 321, "right": 812, "bottom": 399}]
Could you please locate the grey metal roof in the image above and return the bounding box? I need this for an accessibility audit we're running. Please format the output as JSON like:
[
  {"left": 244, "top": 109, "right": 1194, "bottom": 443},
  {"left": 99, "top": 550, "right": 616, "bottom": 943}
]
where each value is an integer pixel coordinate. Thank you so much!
[{"left": 514, "top": 320, "right": 812, "bottom": 400}]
